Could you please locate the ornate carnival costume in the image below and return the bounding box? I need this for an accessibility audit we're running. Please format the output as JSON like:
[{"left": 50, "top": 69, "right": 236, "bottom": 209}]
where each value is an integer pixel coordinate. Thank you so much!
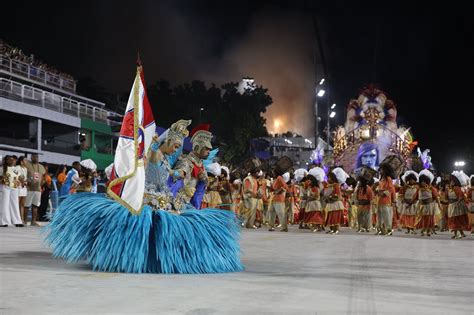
[
  {"left": 399, "top": 170, "right": 419, "bottom": 233},
  {"left": 45, "top": 67, "right": 242, "bottom": 273},
  {"left": 355, "top": 166, "right": 376, "bottom": 232},
  {"left": 324, "top": 167, "right": 348, "bottom": 234},
  {"left": 415, "top": 169, "right": 439, "bottom": 236},
  {"left": 304, "top": 167, "right": 325, "bottom": 231}
]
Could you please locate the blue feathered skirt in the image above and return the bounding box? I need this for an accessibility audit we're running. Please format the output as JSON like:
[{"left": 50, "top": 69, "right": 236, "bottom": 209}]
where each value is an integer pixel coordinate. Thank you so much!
[{"left": 44, "top": 193, "right": 243, "bottom": 273}]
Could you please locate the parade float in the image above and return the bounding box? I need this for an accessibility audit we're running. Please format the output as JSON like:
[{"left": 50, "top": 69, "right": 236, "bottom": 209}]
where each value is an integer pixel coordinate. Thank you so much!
[{"left": 331, "top": 84, "right": 417, "bottom": 176}]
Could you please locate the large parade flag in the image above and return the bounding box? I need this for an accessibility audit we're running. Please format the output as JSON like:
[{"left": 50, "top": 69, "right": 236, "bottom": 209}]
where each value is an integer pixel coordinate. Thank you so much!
[{"left": 107, "top": 61, "right": 156, "bottom": 214}]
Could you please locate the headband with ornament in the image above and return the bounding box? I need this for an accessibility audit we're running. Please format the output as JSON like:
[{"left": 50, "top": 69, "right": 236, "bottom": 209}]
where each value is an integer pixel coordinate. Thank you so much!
[{"left": 166, "top": 119, "right": 191, "bottom": 146}]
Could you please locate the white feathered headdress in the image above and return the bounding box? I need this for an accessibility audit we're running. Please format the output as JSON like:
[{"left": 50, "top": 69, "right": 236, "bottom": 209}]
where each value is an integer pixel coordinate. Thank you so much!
[
  {"left": 402, "top": 170, "right": 419, "bottom": 184},
  {"left": 331, "top": 167, "right": 349, "bottom": 184},
  {"left": 308, "top": 167, "right": 325, "bottom": 183},
  {"left": 451, "top": 171, "right": 469, "bottom": 187},
  {"left": 80, "top": 159, "right": 97, "bottom": 172},
  {"left": 221, "top": 166, "right": 230, "bottom": 180},
  {"left": 206, "top": 162, "right": 221, "bottom": 177},
  {"left": 419, "top": 169, "right": 434, "bottom": 184},
  {"left": 294, "top": 168, "right": 308, "bottom": 183}
]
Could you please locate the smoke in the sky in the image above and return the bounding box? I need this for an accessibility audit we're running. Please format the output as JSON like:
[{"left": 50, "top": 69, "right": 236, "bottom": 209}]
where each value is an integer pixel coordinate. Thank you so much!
[
  {"left": 140, "top": 4, "right": 317, "bottom": 137},
  {"left": 84, "top": 2, "right": 318, "bottom": 137},
  {"left": 201, "top": 12, "right": 317, "bottom": 137}
]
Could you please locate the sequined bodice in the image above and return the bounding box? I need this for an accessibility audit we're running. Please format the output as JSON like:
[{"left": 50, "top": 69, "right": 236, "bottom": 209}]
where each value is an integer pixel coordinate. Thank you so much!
[
  {"left": 143, "top": 158, "right": 174, "bottom": 210},
  {"left": 145, "top": 159, "right": 171, "bottom": 194}
]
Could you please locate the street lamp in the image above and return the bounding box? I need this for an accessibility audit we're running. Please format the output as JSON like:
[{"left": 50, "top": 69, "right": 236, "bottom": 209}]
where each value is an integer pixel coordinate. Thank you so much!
[
  {"left": 331, "top": 103, "right": 336, "bottom": 109},
  {"left": 454, "top": 161, "right": 466, "bottom": 168},
  {"left": 317, "top": 89, "right": 326, "bottom": 97},
  {"left": 329, "top": 111, "right": 336, "bottom": 118}
]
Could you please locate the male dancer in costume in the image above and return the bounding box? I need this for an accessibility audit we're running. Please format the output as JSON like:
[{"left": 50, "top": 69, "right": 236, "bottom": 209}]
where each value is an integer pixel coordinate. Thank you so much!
[
  {"left": 242, "top": 167, "right": 260, "bottom": 229},
  {"left": 268, "top": 171, "right": 289, "bottom": 232},
  {"left": 174, "top": 125, "right": 212, "bottom": 210}
]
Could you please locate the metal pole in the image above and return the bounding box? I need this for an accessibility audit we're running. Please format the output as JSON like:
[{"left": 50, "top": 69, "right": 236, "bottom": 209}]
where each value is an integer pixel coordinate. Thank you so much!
[
  {"left": 37, "top": 118, "right": 42, "bottom": 152},
  {"left": 314, "top": 93, "right": 319, "bottom": 145},
  {"left": 326, "top": 89, "right": 330, "bottom": 150}
]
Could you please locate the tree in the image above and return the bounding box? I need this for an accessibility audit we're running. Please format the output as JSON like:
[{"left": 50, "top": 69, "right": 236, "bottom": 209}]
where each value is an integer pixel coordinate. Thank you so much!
[{"left": 147, "top": 80, "right": 272, "bottom": 164}]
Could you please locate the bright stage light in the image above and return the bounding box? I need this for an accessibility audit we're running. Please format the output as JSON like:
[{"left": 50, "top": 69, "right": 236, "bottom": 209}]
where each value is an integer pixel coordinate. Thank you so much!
[
  {"left": 454, "top": 161, "right": 465, "bottom": 167},
  {"left": 274, "top": 119, "right": 281, "bottom": 129}
]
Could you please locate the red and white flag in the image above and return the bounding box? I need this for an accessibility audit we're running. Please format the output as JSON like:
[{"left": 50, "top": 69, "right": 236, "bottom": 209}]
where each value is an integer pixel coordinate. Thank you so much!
[{"left": 107, "top": 63, "right": 155, "bottom": 214}]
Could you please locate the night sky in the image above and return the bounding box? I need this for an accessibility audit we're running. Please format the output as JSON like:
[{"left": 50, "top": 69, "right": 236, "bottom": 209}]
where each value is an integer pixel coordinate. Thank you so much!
[{"left": 2, "top": 1, "right": 473, "bottom": 173}]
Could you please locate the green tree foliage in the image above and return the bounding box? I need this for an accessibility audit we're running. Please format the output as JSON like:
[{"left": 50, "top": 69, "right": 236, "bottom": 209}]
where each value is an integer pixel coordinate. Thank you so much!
[{"left": 147, "top": 80, "right": 272, "bottom": 164}]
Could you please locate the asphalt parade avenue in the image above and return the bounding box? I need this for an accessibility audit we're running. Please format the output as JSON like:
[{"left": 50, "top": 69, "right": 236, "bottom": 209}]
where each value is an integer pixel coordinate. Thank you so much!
[{"left": 1, "top": 225, "right": 473, "bottom": 314}]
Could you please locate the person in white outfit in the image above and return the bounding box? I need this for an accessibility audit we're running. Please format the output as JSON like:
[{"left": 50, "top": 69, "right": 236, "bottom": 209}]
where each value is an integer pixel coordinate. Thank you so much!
[{"left": 0, "top": 155, "right": 24, "bottom": 227}]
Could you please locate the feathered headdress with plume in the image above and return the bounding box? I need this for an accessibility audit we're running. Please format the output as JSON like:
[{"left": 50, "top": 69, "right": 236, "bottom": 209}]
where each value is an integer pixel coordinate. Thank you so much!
[
  {"left": 310, "top": 147, "right": 324, "bottom": 165},
  {"left": 417, "top": 147, "right": 432, "bottom": 170}
]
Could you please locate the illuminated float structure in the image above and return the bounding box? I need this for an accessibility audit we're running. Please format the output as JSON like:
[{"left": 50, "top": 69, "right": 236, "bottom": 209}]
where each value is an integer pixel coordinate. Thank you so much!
[{"left": 331, "top": 84, "right": 417, "bottom": 175}]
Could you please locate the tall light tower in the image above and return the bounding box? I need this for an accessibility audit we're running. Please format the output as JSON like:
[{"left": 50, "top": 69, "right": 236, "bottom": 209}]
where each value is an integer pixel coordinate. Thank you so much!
[{"left": 314, "top": 78, "right": 325, "bottom": 147}]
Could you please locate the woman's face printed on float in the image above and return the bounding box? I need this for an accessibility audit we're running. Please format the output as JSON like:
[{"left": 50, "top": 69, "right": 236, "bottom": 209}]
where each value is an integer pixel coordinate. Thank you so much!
[{"left": 361, "top": 149, "right": 378, "bottom": 168}]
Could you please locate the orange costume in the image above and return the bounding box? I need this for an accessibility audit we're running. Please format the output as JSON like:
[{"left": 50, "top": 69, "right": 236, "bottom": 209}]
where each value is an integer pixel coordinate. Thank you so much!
[
  {"left": 202, "top": 176, "right": 222, "bottom": 208},
  {"left": 231, "top": 180, "right": 242, "bottom": 215},
  {"left": 268, "top": 176, "right": 289, "bottom": 230},
  {"left": 242, "top": 175, "right": 259, "bottom": 228},
  {"left": 218, "top": 178, "right": 232, "bottom": 210},
  {"left": 324, "top": 183, "right": 345, "bottom": 226},
  {"left": 256, "top": 178, "right": 269, "bottom": 223},
  {"left": 468, "top": 187, "right": 474, "bottom": 229},
  {"left": 376, "top": 176, "right": 396, "bottom": 231},
  {"left": 447, "top": 186, "right": 469, "bottom": 231},
  {"left": 304, "top": 186, "right": 324, "bottom": 225},
  {"left": 399, "top": 184, "right": 419, "bottom": 229},
  {"left": 57, "top": 171, "right": 66, "bottom": 187},
  {"left": 416, "top": 185, "right": 438, "bottom": 229},
  {"left": 356, "top": 185, "right": 374, "bottom": 230},
  {"left": 285, "top": 183, "right": 297, "bottom": 224}
]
